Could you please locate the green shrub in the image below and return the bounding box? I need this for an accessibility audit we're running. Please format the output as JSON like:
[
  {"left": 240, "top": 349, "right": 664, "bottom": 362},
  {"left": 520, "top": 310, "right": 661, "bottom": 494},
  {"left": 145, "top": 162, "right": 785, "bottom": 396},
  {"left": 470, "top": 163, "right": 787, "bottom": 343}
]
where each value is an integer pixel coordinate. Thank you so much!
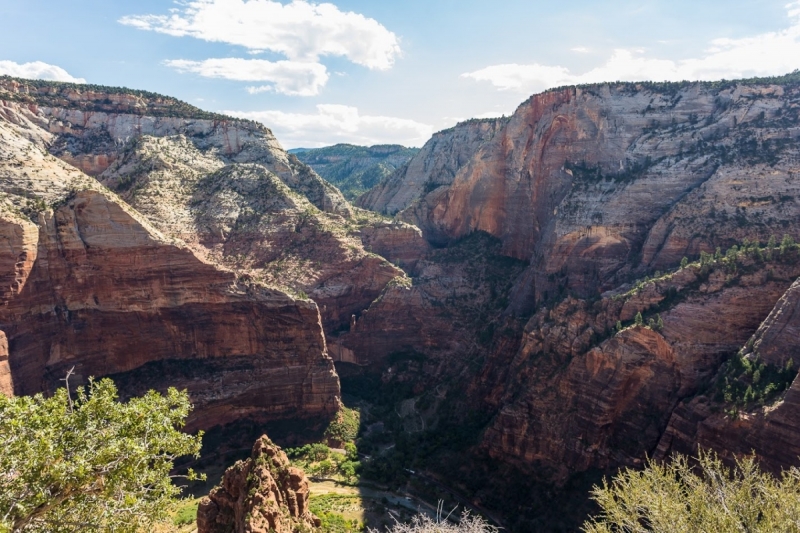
[
  {"left": 584, "top": 451, "right": 800, "bottom": 532},
  {"left": 0, "top": 377, "right": 203, "bottom": 533}
]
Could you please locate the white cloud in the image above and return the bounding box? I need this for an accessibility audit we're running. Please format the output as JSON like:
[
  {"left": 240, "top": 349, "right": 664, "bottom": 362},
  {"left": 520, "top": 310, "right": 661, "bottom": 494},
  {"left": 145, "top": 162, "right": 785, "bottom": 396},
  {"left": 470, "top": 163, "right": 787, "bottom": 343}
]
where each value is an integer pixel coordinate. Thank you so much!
[
  {"left": 0, "top": 60, "right": 85, "bottom": 83},
  {"left": 571, "top": 47, "right": 591, "bottom": 53},
  {"left": 121, "top": 0, "right": 400, "bottom": 69},
  {"left": 164, "top": 58, "right": 328, "bottom": 96},
  {"left": 463, "top": 1, "right": 800, "bottom": 92},
  {"left": 226, "top": 105, "right": 433, "bottom": 148}
]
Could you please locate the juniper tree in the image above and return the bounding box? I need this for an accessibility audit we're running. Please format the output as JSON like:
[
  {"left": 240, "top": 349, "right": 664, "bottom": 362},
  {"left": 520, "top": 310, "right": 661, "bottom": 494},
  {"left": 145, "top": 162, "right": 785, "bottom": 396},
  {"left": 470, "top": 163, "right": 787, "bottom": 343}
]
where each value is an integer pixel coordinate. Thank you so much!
[{"left": 0, "top": 377, "right": 203, "bottom": 533}]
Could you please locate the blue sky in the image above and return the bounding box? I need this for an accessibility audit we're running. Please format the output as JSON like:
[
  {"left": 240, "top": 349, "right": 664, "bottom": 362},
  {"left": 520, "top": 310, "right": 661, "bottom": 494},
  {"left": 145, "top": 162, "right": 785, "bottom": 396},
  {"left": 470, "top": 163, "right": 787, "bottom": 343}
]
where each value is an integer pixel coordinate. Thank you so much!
[{"left": 1, "top": 0, "right": 799, "bottom": 148}]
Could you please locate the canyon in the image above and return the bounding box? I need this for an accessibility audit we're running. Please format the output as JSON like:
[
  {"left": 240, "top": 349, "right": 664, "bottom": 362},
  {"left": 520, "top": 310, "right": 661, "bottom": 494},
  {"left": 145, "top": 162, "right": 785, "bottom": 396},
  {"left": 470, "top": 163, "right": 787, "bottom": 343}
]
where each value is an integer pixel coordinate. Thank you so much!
[{"left": 2, "top": 72, "right": 800, "bottom": 531}]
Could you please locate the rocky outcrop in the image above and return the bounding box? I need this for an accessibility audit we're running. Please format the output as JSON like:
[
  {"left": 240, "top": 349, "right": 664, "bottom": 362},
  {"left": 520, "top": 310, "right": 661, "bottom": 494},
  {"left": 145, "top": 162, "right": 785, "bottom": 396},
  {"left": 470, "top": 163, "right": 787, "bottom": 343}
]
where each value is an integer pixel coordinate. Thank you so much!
[
  {"left": 339, "top": 79, "right": 800, "bottom": 492},
  {"left": 97, "top": 135, "right": 403, "bottom": 332},
  {"left": 0, "top": 99, "right": 340, "bottom": 430},
  {"left": 477, "top": 252, "right": 800, "bottom": 479},
  {"left": 0, "top": 77, "right": 414, "bottom": 334},
  {"left": 0, "top": 331, "right": 12, "bottom": 397},
  {"left": 197, "top": 435, "right": 319, "bottom": 533},
  {"left": 358, "top": 118, "right": 507, "bottom": 220},
  {"left": 654, "top": 274, "right": 800, "bottom": 472},
  {"left": 386, "top": 82, "right": 800, "bottom": 307},
  {"left": 0, "top": 76, "right": 350, "bottom": 215},
  {"left": 358, "top": 220, "right": 430, "bottom": 271}
]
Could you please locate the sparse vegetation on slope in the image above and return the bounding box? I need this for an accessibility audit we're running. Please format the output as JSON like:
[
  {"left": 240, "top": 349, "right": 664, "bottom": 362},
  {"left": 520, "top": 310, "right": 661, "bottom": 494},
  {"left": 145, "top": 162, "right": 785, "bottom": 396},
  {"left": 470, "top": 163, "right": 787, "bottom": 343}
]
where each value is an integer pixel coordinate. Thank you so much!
[{"left": 0, "top": 75, "right": 250, "bottom": 123}]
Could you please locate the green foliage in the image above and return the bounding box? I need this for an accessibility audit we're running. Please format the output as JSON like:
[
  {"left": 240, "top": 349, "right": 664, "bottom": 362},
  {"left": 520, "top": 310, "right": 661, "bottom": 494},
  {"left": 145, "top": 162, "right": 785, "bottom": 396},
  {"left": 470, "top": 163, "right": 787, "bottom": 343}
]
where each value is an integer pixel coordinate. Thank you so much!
[
  {"left": 634, "top": 312, "right": 643, "bottom": 326},
  {"left": 325, "top": 406, "right": 361, "bottom": 444},
  {"left": 309, "top": 495, "right": 365, "bottom": 533},
  {"left": 172, "top": 499, "right": 200, "bottom": 526},
  {"left": 292, "top": 144, "right": 419, "bottom": 200},
  {"left": 287, "top": 443, "right": 331, "bottom": 462},
  {"left": 583, "top": 451, "right": 800, "bottom": 533},
  {"left": 0, "top": 378, "right": 203, "bottom": 533},
  {"left": 714, "top": 354, "right": 797, "bottom": 411},
  {"left": 286, "top": 442, "right": 361, "bottom": 482}
]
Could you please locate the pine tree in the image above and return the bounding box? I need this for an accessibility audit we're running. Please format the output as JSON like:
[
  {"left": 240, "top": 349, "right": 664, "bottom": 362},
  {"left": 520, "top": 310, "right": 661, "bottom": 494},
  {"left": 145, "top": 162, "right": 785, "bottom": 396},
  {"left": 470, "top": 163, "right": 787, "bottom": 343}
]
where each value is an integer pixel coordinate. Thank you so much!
[{"left": 635, "top": 312, "right": 643, "bottom": 326}]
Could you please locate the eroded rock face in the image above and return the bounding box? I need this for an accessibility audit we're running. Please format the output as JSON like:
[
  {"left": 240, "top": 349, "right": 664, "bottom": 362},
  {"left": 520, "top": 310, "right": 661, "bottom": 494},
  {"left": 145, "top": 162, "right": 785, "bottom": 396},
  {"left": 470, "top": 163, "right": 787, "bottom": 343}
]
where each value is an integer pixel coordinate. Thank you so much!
[
  {"left": 197, "top": 435, "right": 319, "bottom": 533},
  {"left": 358, "top": 118, "right": 507, "bottom": 220},
  {"left": 0, "top": 99, "right": 340, "bottom": 430},
  {"left": 382, "top": 84, "right": 800, "bottom": 307},
  {"left": 481, "top": 255, "right": 800, "bottom": 479},
  {"left": 0, "top": 76, "right": 350, "bottom": 215},
  {"left": 0, "top": 78, "right": 414, "bottom": 335},
  {"left": 655, "top": 275, "right": 800, "bottom": 472},
  {"left": 0, "top": 331, "right": 12, "bottom": 397}
]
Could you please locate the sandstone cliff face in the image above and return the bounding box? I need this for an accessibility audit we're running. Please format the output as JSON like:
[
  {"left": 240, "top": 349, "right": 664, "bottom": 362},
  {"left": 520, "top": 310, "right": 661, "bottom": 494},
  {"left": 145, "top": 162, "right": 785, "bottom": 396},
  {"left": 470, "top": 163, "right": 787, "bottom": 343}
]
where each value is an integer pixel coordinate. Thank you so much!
[
  {"left": 0, "top": 77, "right": 416, "bottom": 335},
  {"left": 358, "top": 118, "right": 507, "bottom": 220},
  {"left": 96, "top": 135, "right": 405, "bottom": 332},
  {"left": 401, "top": 83, "right": 800, "bottom": 304},
  {"left": 481, "top": 253, "right": 800, "bottom": 479},
  {"left": 0, "top": 76, "right": 349, "bottom": 215},
  {"left": 341, "top": 78, "right": 800, "bottom": 496},
  {"left": 655, "top": 272, "right": 800, "bottom": 472},
  {"left": 197, "top": 435, "right": 318, "bottom": 533},
  {"left": 0, "top": 99, "right": 339, "bottom": 429}
]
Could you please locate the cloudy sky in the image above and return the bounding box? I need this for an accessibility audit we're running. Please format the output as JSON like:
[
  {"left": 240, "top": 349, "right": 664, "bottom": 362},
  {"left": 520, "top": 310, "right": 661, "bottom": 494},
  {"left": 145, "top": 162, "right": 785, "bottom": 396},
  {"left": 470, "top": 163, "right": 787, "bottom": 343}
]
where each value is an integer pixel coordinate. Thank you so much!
[{"left": 2, "top": 0, "right": 800, "bottom": 148}]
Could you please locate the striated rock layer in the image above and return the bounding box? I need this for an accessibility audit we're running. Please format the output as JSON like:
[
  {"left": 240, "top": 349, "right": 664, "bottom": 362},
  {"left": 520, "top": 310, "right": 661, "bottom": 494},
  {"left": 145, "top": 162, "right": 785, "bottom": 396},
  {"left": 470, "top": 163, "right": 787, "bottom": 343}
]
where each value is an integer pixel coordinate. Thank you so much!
[
  {"left": 0, "top": 77, "right": 416, "bottom": 334},
  {"left": 0, "top": 97, "right": 339, "bottom": 430},
  {"left": 344, "top": 75, "right": 800, "bottom": 498},
  {"left": 197, "top": 435, "right": 319, "bottom": 533}
]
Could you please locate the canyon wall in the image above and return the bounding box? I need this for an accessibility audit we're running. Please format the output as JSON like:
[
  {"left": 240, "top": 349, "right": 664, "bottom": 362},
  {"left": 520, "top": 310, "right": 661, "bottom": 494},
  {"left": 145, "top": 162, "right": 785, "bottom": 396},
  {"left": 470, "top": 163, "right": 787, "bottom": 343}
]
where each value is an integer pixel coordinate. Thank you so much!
[
  {"left": 0, "top": 76, "right": 418, "bottom": 335},
  {"left": 0, "top": 90, "right": 340, "bottom": 430},
  {"left": 338, "top": 76, "right": 800, "bottom": 493}
]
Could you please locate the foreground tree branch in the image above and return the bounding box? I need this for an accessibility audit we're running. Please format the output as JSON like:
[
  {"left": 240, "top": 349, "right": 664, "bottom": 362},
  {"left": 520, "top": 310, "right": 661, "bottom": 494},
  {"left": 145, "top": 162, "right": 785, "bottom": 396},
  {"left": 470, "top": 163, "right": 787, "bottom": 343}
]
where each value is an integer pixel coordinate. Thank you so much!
[{"left": 0, "top": 377, "right": 204, "bottom": 533}]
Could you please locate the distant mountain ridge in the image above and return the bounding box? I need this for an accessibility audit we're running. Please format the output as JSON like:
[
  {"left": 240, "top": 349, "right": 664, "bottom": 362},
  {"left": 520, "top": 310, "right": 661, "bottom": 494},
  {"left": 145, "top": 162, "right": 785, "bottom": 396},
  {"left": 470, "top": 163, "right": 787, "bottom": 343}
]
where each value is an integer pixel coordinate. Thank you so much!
[{"left": 293, "top": 143, "right": 419, "bottom": 200}]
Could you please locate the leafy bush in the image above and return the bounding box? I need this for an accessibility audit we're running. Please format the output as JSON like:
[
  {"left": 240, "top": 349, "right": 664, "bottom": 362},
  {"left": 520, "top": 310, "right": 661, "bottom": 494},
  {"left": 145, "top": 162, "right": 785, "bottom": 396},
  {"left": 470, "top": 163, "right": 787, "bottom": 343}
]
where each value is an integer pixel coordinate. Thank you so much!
[
  {"left": 583, "top": 451, "right": 800, "bottom": 532},
  {"left": 325, "top": 406, "right": 361, "bottom": 444},
  {"left": 309, "top": 495, "right": 365, "bottom": 533},
  {"left": 0, "top": 377, "right": 203, "bottom": 533}
]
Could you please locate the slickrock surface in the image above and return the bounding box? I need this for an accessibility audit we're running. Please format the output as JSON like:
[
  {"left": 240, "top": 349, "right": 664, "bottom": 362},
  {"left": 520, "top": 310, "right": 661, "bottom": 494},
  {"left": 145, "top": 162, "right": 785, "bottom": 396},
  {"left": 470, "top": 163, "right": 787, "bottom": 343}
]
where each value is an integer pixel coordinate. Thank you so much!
[
  {"left": 0, "top": 98, "right": 339, "bottom": 429},
  {"left": 197, "top": 435, "right": 318, "bottom": 533}
]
